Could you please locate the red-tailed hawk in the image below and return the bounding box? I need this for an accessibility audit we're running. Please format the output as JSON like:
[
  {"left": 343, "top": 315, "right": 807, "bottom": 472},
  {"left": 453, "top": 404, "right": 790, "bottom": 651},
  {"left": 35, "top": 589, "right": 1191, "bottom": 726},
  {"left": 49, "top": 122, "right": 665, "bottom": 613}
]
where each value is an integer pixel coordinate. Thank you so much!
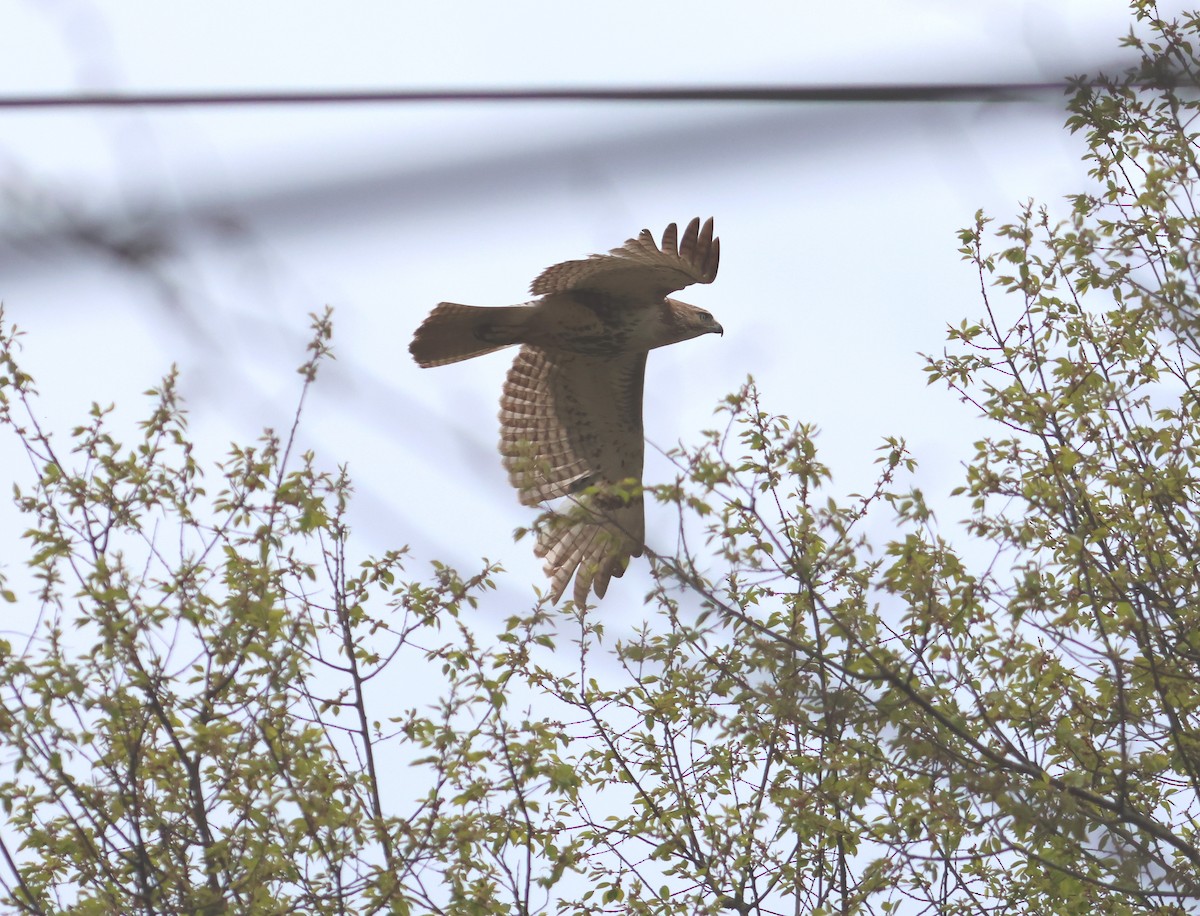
[{"left": 410, "top": 217, "right": 722, "bottom": 604}]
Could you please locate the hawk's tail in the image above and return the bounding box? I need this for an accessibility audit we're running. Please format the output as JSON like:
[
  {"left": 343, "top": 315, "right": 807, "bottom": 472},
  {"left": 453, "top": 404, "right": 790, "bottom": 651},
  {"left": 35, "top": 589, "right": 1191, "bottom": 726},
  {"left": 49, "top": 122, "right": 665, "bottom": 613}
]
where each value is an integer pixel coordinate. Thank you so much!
[{"left": 409, "top": 302, "right": 529, "bottom": 368}]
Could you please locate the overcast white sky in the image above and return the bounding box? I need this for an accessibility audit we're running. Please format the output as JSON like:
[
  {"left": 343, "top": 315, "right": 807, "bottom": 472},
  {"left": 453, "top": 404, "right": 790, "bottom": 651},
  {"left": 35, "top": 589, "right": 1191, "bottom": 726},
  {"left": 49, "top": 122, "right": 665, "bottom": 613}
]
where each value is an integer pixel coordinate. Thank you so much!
[{"left": 0, "top": 0, "right": 1170, "bottom": 617}]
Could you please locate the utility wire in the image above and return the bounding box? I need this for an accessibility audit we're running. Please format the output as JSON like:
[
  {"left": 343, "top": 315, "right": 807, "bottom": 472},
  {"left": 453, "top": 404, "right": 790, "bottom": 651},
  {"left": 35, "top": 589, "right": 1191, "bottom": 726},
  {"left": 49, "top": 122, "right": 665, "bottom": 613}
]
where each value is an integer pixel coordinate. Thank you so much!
[{"left": 0, "top": 83, "right": 1094, "bottom": 110}]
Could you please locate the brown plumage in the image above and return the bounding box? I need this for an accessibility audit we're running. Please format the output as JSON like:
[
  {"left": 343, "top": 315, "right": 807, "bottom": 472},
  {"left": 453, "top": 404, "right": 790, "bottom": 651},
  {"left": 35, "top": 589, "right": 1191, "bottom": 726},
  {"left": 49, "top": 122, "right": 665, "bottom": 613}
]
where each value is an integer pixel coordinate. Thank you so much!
[{"left": 410, "top": 217, "right": 722, "bottom": 604}]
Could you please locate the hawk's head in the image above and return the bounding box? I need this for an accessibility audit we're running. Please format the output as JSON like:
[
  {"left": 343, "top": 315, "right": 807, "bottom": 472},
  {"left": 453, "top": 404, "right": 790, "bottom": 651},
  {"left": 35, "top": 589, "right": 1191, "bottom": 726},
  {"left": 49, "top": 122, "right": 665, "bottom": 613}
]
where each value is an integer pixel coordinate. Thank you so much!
[{"left": 658, "top": 298, "right": 724, "bottom": 347}]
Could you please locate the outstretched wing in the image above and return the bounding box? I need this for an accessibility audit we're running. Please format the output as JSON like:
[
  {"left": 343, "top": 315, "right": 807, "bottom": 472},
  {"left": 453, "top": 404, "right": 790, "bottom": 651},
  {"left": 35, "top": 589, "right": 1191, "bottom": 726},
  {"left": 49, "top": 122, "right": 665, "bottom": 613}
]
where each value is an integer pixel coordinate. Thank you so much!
[
  {"left": 530, "top": 217, "right": 719, "bottom": 300},
  {"left": 499, "top": 346, "right": 647, "bottom": 603}
]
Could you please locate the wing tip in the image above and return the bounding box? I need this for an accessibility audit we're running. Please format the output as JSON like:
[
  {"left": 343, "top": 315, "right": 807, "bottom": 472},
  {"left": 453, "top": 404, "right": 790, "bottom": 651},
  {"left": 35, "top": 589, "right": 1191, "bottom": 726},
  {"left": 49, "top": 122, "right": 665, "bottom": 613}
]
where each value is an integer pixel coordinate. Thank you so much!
[
  {"left": 668, "top": 216, "right": 718, "bottom": 284},
  {"left": 660, "top": 222, "right": 679, "bottom": 257},
  {"left": 530, "top": 218, "right": 719, "bottom": 295}
]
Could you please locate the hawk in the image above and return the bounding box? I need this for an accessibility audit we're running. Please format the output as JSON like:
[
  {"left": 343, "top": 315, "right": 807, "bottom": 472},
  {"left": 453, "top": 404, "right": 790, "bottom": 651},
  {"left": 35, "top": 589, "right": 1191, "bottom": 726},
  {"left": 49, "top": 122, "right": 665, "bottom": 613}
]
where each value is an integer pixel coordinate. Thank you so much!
[{"left": 410, "top": 217, "right": 722, "bottom": 604}]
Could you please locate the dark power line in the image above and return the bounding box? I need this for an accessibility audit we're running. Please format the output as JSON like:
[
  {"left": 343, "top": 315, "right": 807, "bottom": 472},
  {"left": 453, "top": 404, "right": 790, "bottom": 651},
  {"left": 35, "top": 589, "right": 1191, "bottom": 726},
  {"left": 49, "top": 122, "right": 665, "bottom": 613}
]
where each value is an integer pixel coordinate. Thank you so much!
[{"left": 0, "top": 83, "right": 1093, "bottom": 110}]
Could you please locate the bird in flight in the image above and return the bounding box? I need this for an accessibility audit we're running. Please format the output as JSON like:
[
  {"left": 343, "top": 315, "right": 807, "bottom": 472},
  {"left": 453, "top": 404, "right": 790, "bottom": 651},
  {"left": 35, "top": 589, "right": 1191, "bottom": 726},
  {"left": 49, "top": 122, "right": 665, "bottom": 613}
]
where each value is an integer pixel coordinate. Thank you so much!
[{"left": 410, "top": 217, "right": 722, "bottom": 604}]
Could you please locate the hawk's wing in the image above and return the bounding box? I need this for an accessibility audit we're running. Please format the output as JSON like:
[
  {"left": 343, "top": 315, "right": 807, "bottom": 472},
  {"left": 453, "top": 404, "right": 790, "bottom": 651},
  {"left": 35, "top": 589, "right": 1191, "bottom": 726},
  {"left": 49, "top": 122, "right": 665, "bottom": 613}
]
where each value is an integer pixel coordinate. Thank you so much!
[
  {"left": 500, "top": 346, "right": 647, "bottom": 604},
  {"left": 530, "top": 217, "right": 719, "bottom": 300}
]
